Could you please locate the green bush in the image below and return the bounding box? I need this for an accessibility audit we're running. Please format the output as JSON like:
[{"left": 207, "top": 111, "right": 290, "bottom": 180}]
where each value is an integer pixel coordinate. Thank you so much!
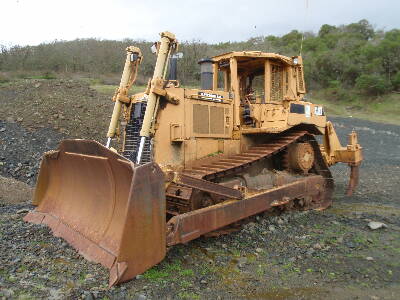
[
  {"left": 328, "top": 80, "right": 341, "bottom": 89},
  {"left": 24, "top": 72, "right": 57, "bottom": 80},
  {"left": 392, "top": 71, "right": 400, "bottom": 90},
  {"left": 325, "top": 80, "right": 349, "bottom": 101},
  {"left": 0, "top": 73, "right": 10, "bottom": 83},
  {"left": 355, "top": 74, "right": 392, "bottom": 95}
]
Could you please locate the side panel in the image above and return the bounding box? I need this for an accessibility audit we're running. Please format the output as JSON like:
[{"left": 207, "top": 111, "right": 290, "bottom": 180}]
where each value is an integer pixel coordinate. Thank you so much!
[
  {"left": 249, "top": 102, "right": 289, "bottom": 131},
  {"left": 154, "top": 88, "right": 236, "bottom": 169},
  {"left": 153, "top": 88, "right": 186, "bottom": 169},
  {"left": 287, "top": 102, "right": 326, "bottom": 128}
]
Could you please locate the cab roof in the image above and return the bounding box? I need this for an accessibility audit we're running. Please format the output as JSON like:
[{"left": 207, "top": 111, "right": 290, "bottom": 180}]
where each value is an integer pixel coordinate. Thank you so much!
[{"left": 211, "top": 51, "right": 295, "bottom": 66}]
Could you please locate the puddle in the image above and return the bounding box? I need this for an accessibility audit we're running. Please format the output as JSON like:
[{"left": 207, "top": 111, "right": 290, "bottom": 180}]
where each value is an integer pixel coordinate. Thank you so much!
[{"left": 246, "top": 286, "right": 328, "bottom": 299}]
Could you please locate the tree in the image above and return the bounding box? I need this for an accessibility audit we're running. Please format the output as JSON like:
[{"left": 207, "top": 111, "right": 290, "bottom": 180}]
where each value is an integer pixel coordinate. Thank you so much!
[
  {"left": 355, "top": 74, "right": 392, "bottom": 95},
  {"left": 318, "top": 24, "right": 337, "bottom": 38},
  {"left": 0, "top": 20, "right": 398, "bottom": 94},
  {"left": 344, "top": 19, "right": 374, "bottom": 40}
]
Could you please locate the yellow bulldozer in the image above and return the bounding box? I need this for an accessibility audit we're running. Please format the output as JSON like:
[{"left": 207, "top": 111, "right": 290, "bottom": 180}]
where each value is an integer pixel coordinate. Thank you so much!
[{"left": 25, "top": 32, "right": 363, "bottom": 286}]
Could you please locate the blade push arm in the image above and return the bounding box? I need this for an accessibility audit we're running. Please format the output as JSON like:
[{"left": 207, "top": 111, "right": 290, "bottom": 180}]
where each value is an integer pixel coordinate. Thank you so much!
[{"left": 106, "top": 46, "right": 142, "bottom": 148}]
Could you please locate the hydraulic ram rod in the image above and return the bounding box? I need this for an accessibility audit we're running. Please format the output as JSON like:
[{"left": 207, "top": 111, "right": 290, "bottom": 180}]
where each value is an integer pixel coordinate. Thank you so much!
[
  {"left": 136, "top": 32, "right": 176, "bottom": 164},
  {"left": 106, "top": 46, "right": 142, "bottom": 148}
]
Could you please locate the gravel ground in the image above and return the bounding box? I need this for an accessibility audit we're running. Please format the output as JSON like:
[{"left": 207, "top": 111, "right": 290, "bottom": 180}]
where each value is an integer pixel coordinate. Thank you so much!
[
  {"left": 1, "top": 80, "right": 400, "bottom": 299},
  {"left": 0, "top": 176, "right": 33, "bottom": 204},
  {"left": 0, "top": 120, "right": 65, "bottom": 185},
  {"left": 0, "top": 79, "right": 112, "bottom": 185}
]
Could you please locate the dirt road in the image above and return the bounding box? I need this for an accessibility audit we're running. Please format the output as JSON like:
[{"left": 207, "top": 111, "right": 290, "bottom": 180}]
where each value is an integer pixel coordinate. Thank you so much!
[{"left": 1, "top": 80, "right": 399, "bottom": 299}]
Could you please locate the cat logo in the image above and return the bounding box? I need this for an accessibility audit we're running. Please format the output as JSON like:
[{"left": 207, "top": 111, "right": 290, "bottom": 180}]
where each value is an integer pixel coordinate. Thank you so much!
[
  {"left": 198, "top": 92, "right": 223, "bottom": 102},
  {"left": 314, "top": 106, "right": 324, "bottom": 116}
]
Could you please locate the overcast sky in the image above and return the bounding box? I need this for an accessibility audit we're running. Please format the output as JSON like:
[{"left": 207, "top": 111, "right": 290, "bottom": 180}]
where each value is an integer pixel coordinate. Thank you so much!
[{"left": 1, "top": 0, "right": 399, "bottom": 46}]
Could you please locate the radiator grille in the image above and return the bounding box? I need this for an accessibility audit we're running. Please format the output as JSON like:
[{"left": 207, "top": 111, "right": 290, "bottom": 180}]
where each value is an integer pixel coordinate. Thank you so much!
[
  {"left": 271, "top": 65, "right": 283, "bottom": 101},
  {"left": 285, "top": 70, "right": 289, "bottom": 93},
  {"left": 210, "top": 106, "right": 224, "bottom": 134},
  {"left": 193, "top": 104, "right": 209, "bottom": 134},
  {"left": 296, "top": 66, "right": 305, "bottom": 93}
]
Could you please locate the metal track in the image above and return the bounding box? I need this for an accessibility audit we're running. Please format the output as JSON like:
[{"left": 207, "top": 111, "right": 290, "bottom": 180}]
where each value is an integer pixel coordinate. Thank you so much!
[
  {"left": 166, "top": 129, "right": 333, "bottom": 214},
  {"left": 123, "top": 102, "right": 152, "bottom": 164}
]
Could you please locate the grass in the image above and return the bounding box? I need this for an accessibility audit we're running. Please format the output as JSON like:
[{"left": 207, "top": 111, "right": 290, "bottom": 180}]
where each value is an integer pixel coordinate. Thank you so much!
[
  {"left": 142, "top": 268, "right": 169, "bottom": 281},
  {"left": 230, "top": 249, "right": 241, "bottom": 257},
  {"left": 16, "top": 293, "right": 36, "bottom": 300},
  {"left": 179, "top": 269, "right": 194, "bottom": 276},
  {"left": 256, "top": 264, "right": 265, "bottom": 276},
  {"left": 25, "top": 73, "right": 57, "bottom": 80},
  {"left": 206, "top": 151, "right": 223, "bottom": 157},
  {"left": 310, "top": 90, "right": 400, "bottom": 125},
  {"left": 142, "top": 259, "right": 195, "bottom": 284},
  {"left": 177, "top": 291, "right": 200, "bottom": 299}
]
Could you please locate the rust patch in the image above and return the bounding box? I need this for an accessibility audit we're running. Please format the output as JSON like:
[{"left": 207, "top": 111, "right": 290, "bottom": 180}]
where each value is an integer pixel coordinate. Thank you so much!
[{"left": 346, "top": 163, "right": 360, "bottom": 196}]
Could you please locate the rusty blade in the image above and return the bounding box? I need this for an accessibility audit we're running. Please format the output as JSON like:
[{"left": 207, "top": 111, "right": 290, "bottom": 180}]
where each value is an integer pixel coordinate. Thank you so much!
[
  {"left": 346, "top": 163, "right": 360, "bottom": 196},
  {"left": 24, "top": 139, "right": 166, "bottom": 286}
]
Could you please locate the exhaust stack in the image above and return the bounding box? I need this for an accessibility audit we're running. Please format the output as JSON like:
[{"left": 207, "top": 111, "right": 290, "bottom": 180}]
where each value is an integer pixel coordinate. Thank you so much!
[{"left": 198, "top": 58, "right": 213, "bottom": 90}]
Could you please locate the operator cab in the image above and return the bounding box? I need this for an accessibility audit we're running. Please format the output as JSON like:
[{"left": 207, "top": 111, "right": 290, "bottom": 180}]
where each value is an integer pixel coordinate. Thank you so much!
[
  {"left": 197, "top": 51, "right": 325, "bottom": 133},
  {"left": 209, "top": 51, "right": 306, "bottom": 104}
]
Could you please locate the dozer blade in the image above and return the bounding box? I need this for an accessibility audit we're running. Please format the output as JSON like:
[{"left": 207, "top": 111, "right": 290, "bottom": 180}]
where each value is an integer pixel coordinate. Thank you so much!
[
  {"left": 24, "top": 140, "right": 166, "bottom": 286},
  {"left": 346, "top": 163, "right": 360, "bottom": 196}
]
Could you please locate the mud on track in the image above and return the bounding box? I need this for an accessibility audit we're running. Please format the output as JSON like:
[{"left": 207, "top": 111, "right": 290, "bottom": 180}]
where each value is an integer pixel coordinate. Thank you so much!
[{"left": 1, "top": 80, "right": 400, "bottom": 299}]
